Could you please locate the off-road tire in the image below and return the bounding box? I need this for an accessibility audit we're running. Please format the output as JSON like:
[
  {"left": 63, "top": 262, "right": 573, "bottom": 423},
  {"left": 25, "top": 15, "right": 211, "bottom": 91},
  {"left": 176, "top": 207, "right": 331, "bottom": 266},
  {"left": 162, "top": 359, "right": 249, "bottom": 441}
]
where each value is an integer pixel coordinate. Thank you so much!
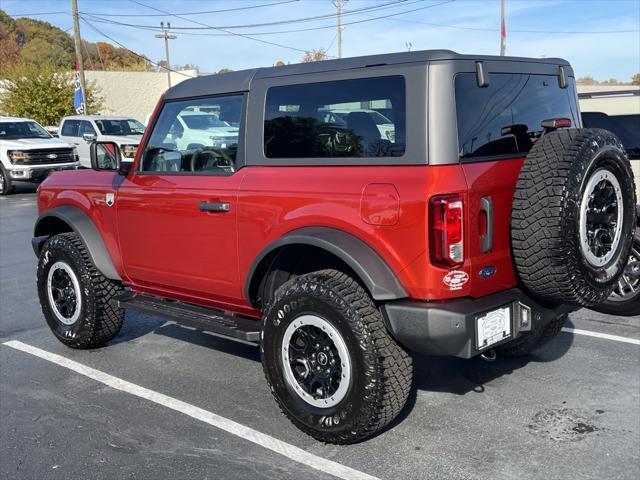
[
  {"left": 37, "top": 232, "right": 124, "bottom": 348},
  {"left": 261, "top": 269, "right": 412, "bottom": 444},
  {"left": 591, "top": 229, "right": 640, "bottom": 316},
  {"left": 512, "top": 128, "right": 636, "bottom": 307},
  {"left": 0, "top": 164, "right": 15, "bottom": 196},
  {"left": 496, "top": 314, "right": 567, "bottom": 358}
]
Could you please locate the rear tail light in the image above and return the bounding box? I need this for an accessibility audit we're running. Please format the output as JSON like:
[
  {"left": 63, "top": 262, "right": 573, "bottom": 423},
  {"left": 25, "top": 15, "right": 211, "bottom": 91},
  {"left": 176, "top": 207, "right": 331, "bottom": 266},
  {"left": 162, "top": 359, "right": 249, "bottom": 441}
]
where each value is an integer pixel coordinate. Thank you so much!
[{"left": 429, "top": 194, "right": 464, "bottom": 267}]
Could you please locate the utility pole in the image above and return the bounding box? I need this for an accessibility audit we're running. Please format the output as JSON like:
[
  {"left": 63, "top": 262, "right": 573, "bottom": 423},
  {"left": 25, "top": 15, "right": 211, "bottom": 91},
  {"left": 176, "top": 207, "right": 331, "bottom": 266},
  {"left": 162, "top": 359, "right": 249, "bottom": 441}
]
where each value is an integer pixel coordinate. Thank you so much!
[
  {"left": 71, "top": 0, "right": 88, "bottom": 114},
  {"left": 500, "top": 0, "right": 506, "bottom": 56},
  {"left": 155, "top": 22, "right": 177, "bottom": 89},
  {"left": 333, "top": 0, "right": 346, "bottom": 58}
]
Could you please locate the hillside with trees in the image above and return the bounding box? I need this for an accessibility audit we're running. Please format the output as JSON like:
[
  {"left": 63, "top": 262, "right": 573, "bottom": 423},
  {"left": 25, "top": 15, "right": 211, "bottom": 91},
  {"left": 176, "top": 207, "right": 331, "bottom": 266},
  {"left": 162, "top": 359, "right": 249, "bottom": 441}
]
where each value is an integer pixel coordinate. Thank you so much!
[{"left": 0, "top": 10, "right": 150, "bottom": 74}]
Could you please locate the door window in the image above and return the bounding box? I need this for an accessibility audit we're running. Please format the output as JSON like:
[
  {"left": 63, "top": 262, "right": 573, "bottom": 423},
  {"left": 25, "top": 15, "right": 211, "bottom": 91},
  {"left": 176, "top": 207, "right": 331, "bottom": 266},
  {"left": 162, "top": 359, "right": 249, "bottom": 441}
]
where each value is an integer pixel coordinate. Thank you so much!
[
  {"left": 263, "top": 76, "right": 406, "bottom": 159},
  {"left": 61, "top": 120, "right": 81, "bottom": 137},
  {"left": 141, "top": 95, "right": 243, "bottom": 174},
  {"left": 79, "top": 121, "right": 96, "bottom": 136}
]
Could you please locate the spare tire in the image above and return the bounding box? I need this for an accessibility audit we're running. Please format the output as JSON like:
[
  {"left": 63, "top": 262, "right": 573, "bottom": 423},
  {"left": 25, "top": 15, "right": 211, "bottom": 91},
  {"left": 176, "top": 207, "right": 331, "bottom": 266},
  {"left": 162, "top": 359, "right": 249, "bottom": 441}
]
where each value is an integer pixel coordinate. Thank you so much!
[{"left": 511, "top": 128, "right": 636, "bottom": 307}]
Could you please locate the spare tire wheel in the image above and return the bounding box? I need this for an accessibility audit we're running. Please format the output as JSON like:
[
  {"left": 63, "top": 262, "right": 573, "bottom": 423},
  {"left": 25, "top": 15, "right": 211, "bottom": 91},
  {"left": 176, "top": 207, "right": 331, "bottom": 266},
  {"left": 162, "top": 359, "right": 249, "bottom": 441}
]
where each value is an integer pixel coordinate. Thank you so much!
[{"left": 511, "top": 128, "right": 636, "bottom": 307}]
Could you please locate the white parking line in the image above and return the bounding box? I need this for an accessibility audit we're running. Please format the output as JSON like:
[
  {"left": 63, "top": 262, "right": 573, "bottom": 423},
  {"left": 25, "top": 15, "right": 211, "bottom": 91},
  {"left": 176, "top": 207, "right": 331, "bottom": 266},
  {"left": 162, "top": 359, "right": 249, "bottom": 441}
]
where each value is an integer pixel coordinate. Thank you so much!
[
  {"left": 2, "top": 340, "right": 379, "bottom": 480},
  {"left": 561, "top": 327, "right": 640, "bottom": 345}
]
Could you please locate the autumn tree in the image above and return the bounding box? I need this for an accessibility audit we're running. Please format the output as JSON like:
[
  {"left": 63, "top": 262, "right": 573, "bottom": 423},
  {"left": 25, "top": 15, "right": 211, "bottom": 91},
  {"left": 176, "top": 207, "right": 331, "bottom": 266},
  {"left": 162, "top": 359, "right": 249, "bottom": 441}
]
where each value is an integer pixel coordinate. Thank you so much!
[
  {"left": 21, "top": 37, "right": 74, "bottom": 69},
  {"left": 0, "top": 63, "right": 103, "bottom": 125},
  {"left": 302, "top": 48, "right": 329, "bottom": 62}
]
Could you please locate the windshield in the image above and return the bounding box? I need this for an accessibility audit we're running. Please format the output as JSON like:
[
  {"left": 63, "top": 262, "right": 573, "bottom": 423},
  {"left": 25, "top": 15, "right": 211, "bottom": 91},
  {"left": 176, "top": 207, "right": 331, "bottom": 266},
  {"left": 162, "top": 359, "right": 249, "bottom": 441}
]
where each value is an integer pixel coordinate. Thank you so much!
[
  {"left": 0, "top": 121, "right": 52, "bottom": 140},
  {"left": 94, "top": 119, "right": 145, "bottom": 136},
  {"left": 180, "top": 114, "right": 230, "bottom": 130}
]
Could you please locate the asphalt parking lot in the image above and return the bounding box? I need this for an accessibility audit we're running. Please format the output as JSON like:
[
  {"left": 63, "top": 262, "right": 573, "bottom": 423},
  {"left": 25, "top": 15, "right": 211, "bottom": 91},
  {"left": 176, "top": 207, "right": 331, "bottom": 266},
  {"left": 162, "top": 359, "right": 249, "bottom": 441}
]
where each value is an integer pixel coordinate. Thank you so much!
[{"left": 1, "top": 186, "right": 639, "bottom": 480}]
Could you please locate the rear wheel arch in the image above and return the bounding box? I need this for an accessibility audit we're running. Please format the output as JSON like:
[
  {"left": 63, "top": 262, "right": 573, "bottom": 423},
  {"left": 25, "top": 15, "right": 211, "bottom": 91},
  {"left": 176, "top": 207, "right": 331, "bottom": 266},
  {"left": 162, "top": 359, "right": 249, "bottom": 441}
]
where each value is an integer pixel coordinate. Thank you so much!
[
  {"left": 33, "top": 206, "right": 121, "bottom": 281},
  {"left": 245, "top": 227, "right": 407, "bottom": 309}
]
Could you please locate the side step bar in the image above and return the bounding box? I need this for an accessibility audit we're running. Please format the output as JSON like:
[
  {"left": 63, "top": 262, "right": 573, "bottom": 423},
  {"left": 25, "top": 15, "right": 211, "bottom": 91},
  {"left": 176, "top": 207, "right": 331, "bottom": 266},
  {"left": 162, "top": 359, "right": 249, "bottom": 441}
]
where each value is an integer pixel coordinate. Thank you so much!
[{"left": 112, "top": 293, "right": 261, "bottom": 343}]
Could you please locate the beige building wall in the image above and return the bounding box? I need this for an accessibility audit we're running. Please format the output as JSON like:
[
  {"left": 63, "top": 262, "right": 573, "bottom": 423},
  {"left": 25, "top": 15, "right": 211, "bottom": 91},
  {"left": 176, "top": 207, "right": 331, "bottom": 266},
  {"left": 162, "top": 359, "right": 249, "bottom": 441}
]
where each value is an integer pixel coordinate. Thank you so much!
[{"left": 86, "top": 69, "right": 198, "bottom": 122}]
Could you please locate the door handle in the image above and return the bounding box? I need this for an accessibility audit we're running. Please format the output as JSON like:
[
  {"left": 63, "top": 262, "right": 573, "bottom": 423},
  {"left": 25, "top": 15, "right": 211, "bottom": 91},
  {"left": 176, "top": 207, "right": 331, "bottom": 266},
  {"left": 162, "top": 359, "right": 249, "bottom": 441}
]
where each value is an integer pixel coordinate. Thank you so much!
[
  {"left": 480, "top": 196, "right": 493, "bottom": 253},
  {"left": 199, "top": 201, "right": 231, "bottom": 213}
]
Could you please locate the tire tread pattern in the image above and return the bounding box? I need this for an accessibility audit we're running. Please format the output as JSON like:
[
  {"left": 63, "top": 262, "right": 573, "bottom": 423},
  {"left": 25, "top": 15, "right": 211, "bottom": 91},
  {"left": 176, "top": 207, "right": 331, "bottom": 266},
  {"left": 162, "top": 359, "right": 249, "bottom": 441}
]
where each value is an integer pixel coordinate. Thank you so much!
[{"left": 262, "top": 269, "right": 412, "bottom": 444}]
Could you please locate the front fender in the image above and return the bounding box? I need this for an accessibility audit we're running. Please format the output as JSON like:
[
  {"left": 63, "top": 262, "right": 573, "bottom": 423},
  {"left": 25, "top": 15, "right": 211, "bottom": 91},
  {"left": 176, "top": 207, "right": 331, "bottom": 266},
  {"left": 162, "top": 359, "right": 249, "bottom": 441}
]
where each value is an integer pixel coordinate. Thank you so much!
[{"left": 33, "top": 205, "right": 121, "bottom": 281}]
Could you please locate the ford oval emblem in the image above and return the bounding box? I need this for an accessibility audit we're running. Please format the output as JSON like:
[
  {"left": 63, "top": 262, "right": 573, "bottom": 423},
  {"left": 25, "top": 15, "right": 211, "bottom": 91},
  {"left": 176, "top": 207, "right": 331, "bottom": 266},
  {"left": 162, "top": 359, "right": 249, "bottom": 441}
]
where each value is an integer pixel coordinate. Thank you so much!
[
  {"left": 47, "top": 153, "right": 58, "bottom": 159},
  {"left": 479, "top": 266, "right": 496, "bottom": 278}
]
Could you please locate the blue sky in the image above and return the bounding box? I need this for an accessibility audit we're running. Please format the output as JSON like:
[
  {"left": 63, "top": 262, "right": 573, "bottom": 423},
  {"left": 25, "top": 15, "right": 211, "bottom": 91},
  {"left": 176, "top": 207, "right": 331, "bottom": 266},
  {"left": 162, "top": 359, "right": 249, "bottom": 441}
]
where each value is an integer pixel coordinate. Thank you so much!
[{"left": 3, "top": 0, "right": 639, "bottom": 81}]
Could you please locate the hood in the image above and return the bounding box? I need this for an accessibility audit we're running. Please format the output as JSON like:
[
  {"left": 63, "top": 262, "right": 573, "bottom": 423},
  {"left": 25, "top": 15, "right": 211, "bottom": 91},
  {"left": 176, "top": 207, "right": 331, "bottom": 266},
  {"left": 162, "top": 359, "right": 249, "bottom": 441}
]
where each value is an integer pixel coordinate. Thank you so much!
[
  {"left": 99, "top": 134, "right": 143, "bottom": 145},
  {"left": 0, "top": 137, "right": 73, "bottom": 149},
  {"left": 192, "top": 127, "right": 239, "bottom": 137}
]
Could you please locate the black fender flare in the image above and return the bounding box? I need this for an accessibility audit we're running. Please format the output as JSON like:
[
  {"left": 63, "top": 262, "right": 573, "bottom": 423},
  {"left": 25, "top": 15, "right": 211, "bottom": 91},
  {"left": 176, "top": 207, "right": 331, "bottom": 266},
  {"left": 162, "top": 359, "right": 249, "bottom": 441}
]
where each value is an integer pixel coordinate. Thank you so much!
[
  {"left": 245, "top": 226, "right": 408, "bottom": 307},
  {"left": 32, "top": 205, "right": 121, "bottom": 281}
]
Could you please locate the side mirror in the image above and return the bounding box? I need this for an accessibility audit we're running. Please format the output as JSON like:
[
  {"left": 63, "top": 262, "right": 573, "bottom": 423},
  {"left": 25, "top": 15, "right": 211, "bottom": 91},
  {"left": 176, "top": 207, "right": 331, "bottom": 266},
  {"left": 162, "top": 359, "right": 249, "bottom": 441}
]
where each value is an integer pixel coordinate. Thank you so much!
[
  {"left": 90, "top": 141, "right": 131, "bottom": 175},
  {"left": 83, "top": 132, "right": 97, "bottom": 142}
]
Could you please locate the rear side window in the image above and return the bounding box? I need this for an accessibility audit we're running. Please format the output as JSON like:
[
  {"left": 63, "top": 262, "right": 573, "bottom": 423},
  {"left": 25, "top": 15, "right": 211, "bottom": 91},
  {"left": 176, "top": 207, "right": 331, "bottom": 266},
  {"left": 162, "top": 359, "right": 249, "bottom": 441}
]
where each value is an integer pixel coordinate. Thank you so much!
[
  {"left": 61, "top": 120, "right": 80, "bottom": 137},
  {"left": 264, "top": 76, "right": 406, "bottom": 159},
  {"left": 455, "top": 73, "right": 579, "bottom": 160}
]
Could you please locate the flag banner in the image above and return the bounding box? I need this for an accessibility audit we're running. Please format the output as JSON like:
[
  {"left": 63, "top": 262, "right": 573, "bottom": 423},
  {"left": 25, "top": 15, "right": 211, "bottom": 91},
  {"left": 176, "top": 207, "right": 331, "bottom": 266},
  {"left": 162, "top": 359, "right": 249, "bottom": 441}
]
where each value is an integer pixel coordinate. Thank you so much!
[{"left": 74, "top": 58, "right": 85, "bottom": 114}]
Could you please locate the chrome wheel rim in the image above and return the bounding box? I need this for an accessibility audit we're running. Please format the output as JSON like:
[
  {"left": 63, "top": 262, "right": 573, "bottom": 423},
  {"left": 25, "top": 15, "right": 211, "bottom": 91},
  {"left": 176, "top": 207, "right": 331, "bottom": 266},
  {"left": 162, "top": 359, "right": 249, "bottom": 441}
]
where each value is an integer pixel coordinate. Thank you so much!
[
  {"left": 47, "top": 261, "right": 82, "bottom": 325},
  {"left": 609, "top": 241, "right": 640, "bottom": 302},
  {"left": 281, "top": 315, "right": 351, "bottom": 408},
  {"left": 0, "top": 169, "right": 5, "bottom": 194},
  {"left": 579, "top": 169, "right": 623, "bottom": 267}
]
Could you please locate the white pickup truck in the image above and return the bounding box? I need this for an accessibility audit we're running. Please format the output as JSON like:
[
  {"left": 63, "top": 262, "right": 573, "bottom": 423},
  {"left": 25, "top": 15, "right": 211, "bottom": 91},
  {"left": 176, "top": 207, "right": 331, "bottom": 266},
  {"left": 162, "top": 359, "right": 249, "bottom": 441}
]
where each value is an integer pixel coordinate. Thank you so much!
[{"left": 0, "top": 117, "right": 80, "bottom": 195}]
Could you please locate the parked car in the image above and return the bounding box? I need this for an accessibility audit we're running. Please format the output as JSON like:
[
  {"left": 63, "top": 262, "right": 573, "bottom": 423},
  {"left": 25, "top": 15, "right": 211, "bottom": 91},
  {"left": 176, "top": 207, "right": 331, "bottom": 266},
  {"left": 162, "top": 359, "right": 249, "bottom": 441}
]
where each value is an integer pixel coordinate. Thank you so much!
[
  {"left": 580, "top": 89, "right": 640, "bottom": 315},
  {"left": 317, "top": 108, "right": 396, "bottom": 141},
  {"left": 32, "top": 50, "right": 636, "bottom": 444},
  {"left": 164, "top": 111, "right": 240, "bottom": 153},
  {"left": 58, "top": 115, "right": 144, "bottom": 168},
  {"left": 0, "top": 116, "right": 79, "bottom": 195},
  {"left": 44, "top": 126, "right": 59, "bottom": 137}
]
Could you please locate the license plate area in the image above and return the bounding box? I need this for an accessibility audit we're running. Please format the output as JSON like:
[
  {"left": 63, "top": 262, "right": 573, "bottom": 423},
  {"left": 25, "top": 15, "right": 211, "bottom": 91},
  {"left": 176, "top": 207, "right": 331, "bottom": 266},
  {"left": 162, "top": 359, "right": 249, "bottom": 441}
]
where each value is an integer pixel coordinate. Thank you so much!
[{"left": 476, "top": 305, "right": 512, "bottom": 350}]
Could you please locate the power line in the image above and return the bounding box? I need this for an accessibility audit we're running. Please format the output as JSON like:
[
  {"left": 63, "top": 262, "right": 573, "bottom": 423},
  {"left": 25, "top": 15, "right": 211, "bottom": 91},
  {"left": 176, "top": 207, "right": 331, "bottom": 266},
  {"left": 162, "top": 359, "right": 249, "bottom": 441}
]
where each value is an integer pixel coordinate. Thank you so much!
[
  {"left": 82, "top": 0, "right": 300, "bottom": 17},
  {"left": 83, "top": 0, "right": 414, "bottom": 31},
  {"left": 79, "top": 16, "right": 194, "bottom": 78},
  {"left": 5, "top": 11, "right": 67, "bottom": 16},
  {"left": 127, "top": 0, "right": 310, "bottom": 53},
  {"left": 82, "top": 1, "right": 450, "bottom": 38}
]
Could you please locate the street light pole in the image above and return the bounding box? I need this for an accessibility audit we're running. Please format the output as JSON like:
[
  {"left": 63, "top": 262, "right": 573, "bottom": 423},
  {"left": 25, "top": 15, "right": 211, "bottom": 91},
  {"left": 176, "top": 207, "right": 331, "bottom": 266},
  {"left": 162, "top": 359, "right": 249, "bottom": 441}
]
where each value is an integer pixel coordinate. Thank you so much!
[
  {"left": 333, "top": 0, "right": 346, "bottom": 58},
  {"left": 71, "top": 0, "right": 88, "bottom": 113},
  {"left": 155, "top": 22, "right": 177, "bottom": 89}
]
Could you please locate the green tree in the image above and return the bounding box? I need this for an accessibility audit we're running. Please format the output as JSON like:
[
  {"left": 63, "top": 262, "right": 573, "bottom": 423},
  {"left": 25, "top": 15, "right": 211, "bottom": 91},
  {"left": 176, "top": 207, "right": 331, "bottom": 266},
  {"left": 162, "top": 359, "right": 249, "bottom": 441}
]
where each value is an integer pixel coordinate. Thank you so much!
[
  {"left": 20, "top": 38, "right": 74, "bottom": 69},
  {"left": 632, "top": 73, "right": 640, "bottom": 85},
  {"left": 0, "top": 64, "right": 103, "bottom": 126}
]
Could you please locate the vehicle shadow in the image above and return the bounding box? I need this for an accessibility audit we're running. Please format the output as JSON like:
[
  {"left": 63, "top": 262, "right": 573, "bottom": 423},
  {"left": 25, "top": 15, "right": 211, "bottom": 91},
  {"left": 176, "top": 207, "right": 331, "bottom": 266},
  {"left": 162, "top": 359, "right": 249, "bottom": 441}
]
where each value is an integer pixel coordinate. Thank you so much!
[
  {"left": 412, "top": 317, "right": 576, "bottom": 396},
  {"left": 114, "top": 310, "right": 576, "bottom": 438},
  {"left": 387, "top": 317, "right": 576, "bottom": 432},
  {"left": 153, "top": 322, "right": 262, "bottom": 362}
]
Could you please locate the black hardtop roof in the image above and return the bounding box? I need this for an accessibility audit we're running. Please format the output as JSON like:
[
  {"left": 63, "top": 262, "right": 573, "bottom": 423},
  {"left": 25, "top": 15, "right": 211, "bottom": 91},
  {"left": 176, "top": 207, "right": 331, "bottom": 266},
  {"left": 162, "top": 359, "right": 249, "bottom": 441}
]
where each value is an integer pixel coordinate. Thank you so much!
[{"left": 164, "top": 49, "right": 570, "bottom": 100}]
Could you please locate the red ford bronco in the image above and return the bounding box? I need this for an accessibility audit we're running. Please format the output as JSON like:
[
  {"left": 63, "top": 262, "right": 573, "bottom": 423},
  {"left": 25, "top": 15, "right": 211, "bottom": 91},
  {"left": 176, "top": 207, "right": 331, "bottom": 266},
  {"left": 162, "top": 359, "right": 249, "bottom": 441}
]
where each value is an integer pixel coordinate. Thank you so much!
[{"left": 33, "top": 50, "right": 636, "bottom": 444}]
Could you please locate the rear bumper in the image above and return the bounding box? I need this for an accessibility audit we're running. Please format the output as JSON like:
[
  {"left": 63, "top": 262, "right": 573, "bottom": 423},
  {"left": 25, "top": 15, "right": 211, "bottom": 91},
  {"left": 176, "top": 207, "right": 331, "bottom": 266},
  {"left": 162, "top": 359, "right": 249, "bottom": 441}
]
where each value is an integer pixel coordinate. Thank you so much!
[{"left": 381, "top": 288, "right": 575, "bottom": 359}]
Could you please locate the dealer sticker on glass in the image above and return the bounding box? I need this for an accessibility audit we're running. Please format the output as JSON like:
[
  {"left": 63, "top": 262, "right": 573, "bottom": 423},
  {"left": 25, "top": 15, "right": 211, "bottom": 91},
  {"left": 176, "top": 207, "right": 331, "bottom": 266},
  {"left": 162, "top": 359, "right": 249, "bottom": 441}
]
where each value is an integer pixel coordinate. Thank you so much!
[{"left": 476, "top": 306, "right": 512, "bottom": 350}]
